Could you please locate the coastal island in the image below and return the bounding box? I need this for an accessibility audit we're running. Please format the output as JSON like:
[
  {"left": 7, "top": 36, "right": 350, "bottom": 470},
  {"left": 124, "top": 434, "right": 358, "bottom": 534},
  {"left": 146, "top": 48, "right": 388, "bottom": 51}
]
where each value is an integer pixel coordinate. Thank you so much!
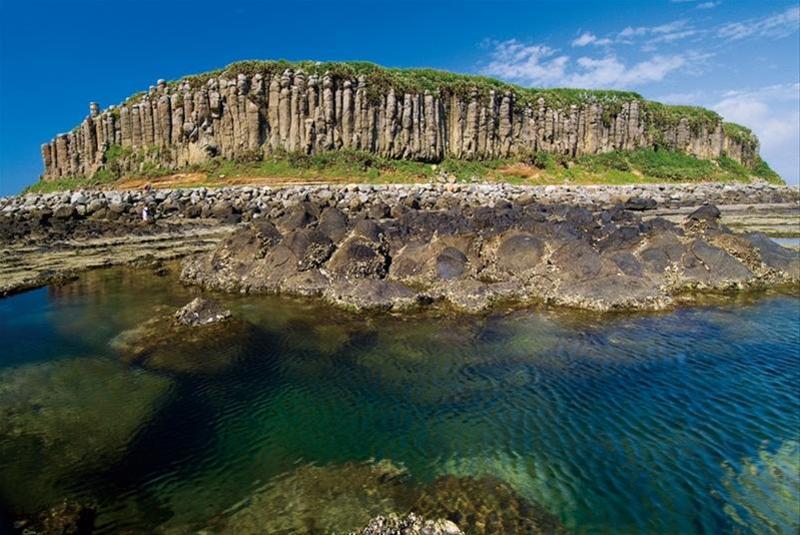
[{"left": 1, "top": 60, "right": 798, "bottom": 534}]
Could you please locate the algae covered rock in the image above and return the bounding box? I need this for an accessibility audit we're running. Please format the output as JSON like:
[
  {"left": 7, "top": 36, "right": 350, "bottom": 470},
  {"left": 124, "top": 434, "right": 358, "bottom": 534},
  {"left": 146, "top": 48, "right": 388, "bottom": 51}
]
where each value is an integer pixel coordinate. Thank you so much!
[
  {"left": 0, "top": 357, "right": 172, "bottom": 511},
  {"left": 111, "top": 299, "right": 260, "bottom": 374},
  {"left": 9, "top": 500, "right": 96, "bottom": 535},
  {"left": 413, "top": 475, "right": 567, "bottom": 535},
  {"left": 174, "top": 297, "right": 232, "bottom": 327},
  {"left": 354, "top": 513, "right": 463, "bottom": 535},
  {"left": 211, "top": 460, "right": 415, "bottom": 534}
]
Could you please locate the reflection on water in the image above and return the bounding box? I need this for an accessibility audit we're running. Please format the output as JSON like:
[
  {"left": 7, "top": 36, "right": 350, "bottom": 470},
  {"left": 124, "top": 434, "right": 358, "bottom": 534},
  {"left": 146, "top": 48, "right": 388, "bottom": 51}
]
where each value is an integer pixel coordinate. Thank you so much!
[
  {"left": 771, "top": 237, "right": 800, "bottom": 250},
  {"left": 0, "top": 266, "right": 798, "bottom": 534}
]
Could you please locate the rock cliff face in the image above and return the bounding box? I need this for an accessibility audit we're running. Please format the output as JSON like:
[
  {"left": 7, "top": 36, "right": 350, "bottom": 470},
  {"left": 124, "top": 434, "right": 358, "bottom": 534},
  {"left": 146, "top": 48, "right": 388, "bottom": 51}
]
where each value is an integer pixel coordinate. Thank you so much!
[{"left": 41, "top": 62, "right": 760, "bottom": 180}]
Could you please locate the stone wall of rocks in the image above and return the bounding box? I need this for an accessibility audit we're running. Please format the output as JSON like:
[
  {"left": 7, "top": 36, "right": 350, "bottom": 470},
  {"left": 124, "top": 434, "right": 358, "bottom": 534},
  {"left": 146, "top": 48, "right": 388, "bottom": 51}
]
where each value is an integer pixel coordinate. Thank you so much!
[
  {"left": 2, "top": 183, "right": 796, "bottom": 238},
  {"left": 40, "top": 70, "right": 760, "bottom": 180}
]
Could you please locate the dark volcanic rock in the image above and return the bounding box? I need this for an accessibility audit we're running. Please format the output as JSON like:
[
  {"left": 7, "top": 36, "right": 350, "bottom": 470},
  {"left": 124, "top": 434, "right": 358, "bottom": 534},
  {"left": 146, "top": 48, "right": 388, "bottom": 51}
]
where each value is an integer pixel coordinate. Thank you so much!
[
  {"left": 688, "top": 203, "right": 721, "bottom": 222},
  {"left": 112, "top": 301, "right": 259, "bottom": 374},
  {"left": 328, "top": 236, "right": 389, "bottom": 279},
  {"left": 624, "top": 196, "right": 657, "bottom": 211},
  {"left": 284, "top": 228, "right": 335, "bottom": 270},
  {"left": 318, "top": 207, "right": 350, "bottom": 241},
  {"left": 495, "top": 233, "right": 545, "bottom": 274},
  {"left": 178, "top": 198, "right": 799, "bottom": 312},
  {"left": 435, "top": 247, "right": 468, "bottom": 280},
  {"left": 174, "top": 297, "right": 232, "bottom": 327}
]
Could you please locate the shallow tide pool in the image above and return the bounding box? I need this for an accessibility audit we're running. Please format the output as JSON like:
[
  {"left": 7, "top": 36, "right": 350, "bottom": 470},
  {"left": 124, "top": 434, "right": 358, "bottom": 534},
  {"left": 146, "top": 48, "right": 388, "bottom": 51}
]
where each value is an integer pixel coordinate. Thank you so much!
[{"left": 1, "top": 266, "right": 798, "bottom": 534}]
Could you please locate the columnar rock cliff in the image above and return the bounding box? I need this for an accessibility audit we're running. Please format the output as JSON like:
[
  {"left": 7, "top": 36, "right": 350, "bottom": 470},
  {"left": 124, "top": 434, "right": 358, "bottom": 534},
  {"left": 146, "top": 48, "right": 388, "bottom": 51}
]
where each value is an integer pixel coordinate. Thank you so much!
[{"left": 40, "top": 61, "right": 762, "bottom": 180}]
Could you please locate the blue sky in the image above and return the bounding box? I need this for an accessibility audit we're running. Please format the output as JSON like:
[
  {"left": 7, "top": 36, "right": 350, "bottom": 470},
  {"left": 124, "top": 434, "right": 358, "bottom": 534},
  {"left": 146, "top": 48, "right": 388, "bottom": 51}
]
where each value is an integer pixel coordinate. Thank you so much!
[{"left": 1, "top": 0, "right": 798, "bottom": 195}]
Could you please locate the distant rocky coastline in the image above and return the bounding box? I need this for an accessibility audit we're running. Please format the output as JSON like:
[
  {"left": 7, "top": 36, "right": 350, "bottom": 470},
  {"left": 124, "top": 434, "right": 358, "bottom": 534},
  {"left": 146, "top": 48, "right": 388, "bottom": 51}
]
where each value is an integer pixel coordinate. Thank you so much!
[{"left": 1, "top": 183, "right": 798, "bottom": 311}]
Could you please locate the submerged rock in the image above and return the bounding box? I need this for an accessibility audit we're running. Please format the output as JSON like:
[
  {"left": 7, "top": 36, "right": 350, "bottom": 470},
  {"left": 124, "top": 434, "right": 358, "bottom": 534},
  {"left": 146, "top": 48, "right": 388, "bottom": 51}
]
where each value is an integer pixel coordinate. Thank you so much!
[
  {"left": 209, "top": 460, "right": 414, "bottom": 534},
  {"left": 10, "top": 500, "right": 96, "bottom": 535},
  {"left": 717, "top": 440, "right": 799, "bottom": 535},
  {"left": 111, "top": 300, "right": 258, "bottom": 374},
  {"left": 174, "top": 297, "right": 232, "bottom": 327},
  {"left": 201, "top": 461, "right": 565, "bottom": 535},
  {"left": 0, "top": 358, "right": 171, "bottom": 511},
  {"left": 181, "top": 201, "right": 800, "bottom": 313},
  {"left": 354, "top": 513, "right": 463, "bottom": 535},
  {"left": 413, "top": 475, "right": 567, "bottom": 535}
]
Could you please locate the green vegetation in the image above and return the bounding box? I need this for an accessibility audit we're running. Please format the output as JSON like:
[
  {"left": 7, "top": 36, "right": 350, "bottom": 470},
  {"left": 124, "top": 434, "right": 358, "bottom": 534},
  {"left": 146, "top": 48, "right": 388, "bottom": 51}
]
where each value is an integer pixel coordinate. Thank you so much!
[
  {"left": 751, "top": 156, "right": 782, "bottom": 183},
  {"left": 723, "top": 122, "right": 757, "bottom": 146},
  {"left": 27, "top": 148, "right": 783, "bottom": 193},
  {"left": 176, "top": 59, "right": 642, "bottom": 109},
  {"left": 109, "top": 59, "right": 755, "bottom": 156},
  {"left": 24, "top": 175, "right": 111, "bottom": 194}
]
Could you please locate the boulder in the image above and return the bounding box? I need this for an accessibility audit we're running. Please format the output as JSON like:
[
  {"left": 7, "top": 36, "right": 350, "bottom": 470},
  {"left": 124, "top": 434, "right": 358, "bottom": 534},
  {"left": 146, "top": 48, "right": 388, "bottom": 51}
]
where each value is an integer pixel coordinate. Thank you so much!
[
  {"left": 495, "top": 233, "right": 545, "bottom": 274},
  {"left": 688, "top": 203, "right": 721, "bottom": 222},
  {"left": 354, "top": 513, "right": 462, "bottom": 535},
  {"left": 174, "top": 297, "right": 232, "bottom": 327},
  {"left": 327, "top": 236, "right": 388, "bottom": 279}
]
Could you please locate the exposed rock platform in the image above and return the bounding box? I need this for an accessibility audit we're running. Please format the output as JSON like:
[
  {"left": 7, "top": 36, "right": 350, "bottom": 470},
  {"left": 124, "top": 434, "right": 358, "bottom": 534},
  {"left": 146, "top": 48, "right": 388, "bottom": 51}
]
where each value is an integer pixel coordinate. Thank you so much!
[
  {"left": 1, "top": 183, "right": 797, "bottom": 312},
  {"left": 181, "top": 193, "right": 799, "bottom": 312}
]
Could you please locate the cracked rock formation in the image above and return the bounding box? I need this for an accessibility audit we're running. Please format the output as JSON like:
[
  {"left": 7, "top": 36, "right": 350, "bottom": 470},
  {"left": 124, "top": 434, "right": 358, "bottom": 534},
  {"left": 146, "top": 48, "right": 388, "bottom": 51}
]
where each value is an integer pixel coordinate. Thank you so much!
[{"left": 179, "top": 198, "right": 800, "bottom": 313}]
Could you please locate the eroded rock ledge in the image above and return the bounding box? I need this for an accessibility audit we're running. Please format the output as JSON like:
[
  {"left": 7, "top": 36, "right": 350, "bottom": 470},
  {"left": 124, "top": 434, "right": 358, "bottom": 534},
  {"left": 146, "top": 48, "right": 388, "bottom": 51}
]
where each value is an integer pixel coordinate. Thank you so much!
[
  {"left": 1, "top": 183, "right": 797, "bottom": 308},
  {"left": 180, "top": 193, "right": 799, "bottom": 313}
]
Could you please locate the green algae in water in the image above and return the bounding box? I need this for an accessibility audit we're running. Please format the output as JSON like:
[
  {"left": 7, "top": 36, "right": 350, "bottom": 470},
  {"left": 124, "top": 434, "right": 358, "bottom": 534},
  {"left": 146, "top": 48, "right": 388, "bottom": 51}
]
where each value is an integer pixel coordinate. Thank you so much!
[
  {"left": 0, "top": 356, "right": 172, "bottom": 511},
  {"left": 718, "top": 440, "right": 800, "bottom": 535},
  {"left": 0, "top": 266, "right": 798, "bottom": 533}
]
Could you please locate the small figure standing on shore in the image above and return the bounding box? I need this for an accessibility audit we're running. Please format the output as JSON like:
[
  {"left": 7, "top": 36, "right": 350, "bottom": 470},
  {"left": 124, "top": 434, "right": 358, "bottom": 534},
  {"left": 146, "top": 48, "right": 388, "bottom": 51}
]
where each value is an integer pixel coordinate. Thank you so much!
[{"left": 142, "top": 206, "right": 149, "bottom": 222}]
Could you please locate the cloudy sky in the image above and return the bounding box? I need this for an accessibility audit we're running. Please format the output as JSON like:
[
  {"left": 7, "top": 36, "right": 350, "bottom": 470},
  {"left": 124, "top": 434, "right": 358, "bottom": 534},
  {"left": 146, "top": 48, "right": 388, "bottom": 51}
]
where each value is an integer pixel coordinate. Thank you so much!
[{"left": 1, "top": 0, "right": 798, "bottom": 194}]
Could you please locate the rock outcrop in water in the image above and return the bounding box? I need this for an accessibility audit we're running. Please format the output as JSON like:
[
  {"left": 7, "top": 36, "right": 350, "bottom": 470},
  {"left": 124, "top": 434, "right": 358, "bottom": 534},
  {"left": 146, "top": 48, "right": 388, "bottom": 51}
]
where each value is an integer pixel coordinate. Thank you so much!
[
  {"left": 354, "top": 513, "right": 463, "bottom": 535},
  {"left": 9, "top": 500, "right": 96, "bottom": 535},
  {"left": 174, "top": 297, "right": 232, "bottom": 326},
  {"left": 0, "top": 358, "right": 171, "bottom": 511},
  {"left": 180, "top": 196, "right": 799, "bottom": 312},
  {"left": 111, "top": 299, "right": 259, "bottom": 374},
  {"left": 193, "top": 460, "right": 564, "bottom": 535},
  {"left": 39, "top": 61, "right": 762, "bottom": 181}
]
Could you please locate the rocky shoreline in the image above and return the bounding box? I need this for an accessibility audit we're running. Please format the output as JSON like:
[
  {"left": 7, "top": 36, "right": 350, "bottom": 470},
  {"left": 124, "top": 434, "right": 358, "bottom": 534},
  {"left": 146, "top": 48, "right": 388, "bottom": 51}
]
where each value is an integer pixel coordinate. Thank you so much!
[{"left": 1, "top": 183, "right": 798, "bottom": 310}]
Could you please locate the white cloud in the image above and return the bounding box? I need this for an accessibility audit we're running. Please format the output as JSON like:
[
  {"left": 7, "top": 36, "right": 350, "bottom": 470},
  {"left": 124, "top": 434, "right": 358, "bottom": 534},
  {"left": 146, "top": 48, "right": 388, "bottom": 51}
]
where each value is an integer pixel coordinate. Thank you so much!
[
  {"left": 481, "top": 40, "right": 569, "bottom": 86},
  {"left": 616, "top": 19, "right": 699, "bottom": 48},
  {"left": 717, "top": 6, "right": 800, "bottom": 40},
  {"left": 564, "top": 54, "right": 687, "bottom": 88},
  {"left": 572, "top": 32, "right": 612, "bottom": 47},
  {"left": 482, "top": 40, "right": 694, "bottom": 89},
  {"left": 654, "top": 91, "right": 704, "bottom": 104},
  {"left": 696, "top": 2, "right": 719, "bottom": 9},
  {"left": 712, "top": 84, "right": 800, "bottom": 184}
]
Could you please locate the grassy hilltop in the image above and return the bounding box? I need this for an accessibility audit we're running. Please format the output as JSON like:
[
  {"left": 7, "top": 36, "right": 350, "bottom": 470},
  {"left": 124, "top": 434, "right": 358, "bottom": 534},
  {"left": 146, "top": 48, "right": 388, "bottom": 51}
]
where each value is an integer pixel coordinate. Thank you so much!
[{"left": 29, "top": 60, "right": 783, "bottom": 193}]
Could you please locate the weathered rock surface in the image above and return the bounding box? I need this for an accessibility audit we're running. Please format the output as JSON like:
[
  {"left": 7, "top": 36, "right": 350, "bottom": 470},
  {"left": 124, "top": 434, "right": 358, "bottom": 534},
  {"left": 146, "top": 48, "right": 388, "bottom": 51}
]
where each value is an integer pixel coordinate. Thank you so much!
[
  {"left": 180, "top": 197, "right": 799, "bottom": 312},
  {"left": 1, "top": 184, "right": 797, "bottom": 302},
  {"left": 111, "top": 300, "right": 258, "bottom": 374},
  {"left": 412, "top": 475, "right": 567, "bottom": 535},
  {"left": 354, "top": 513, "right": 463, "bottom": 535},
  {"left": 192, "top": 460, "right": 564, "bottom": 535},
  {"left": 174, "top": 297, "right": 231, "bottom": 326},
  {"left": 2, "top": 184, "right": 797, "bottom": 243},
  {"left": 39, "top": 64, "right": 762, "bottom": 181},
  {"left": 8, "top": 500, "right": 95, "bottom": 535}
]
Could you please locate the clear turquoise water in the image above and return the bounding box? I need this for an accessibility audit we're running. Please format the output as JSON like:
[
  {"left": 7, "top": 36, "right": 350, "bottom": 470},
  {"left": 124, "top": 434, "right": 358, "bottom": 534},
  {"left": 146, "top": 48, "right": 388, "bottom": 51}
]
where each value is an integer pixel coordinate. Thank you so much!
[{"left": 0, "top": 267, "right": 798, "bottom": 534}]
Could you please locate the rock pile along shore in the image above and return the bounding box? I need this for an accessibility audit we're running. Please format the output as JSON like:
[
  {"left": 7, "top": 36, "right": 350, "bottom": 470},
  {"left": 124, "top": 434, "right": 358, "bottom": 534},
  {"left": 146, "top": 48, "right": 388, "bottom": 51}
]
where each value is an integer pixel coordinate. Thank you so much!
[{"left": 1, "top": 183, "right": 797, "bottom": 311}]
